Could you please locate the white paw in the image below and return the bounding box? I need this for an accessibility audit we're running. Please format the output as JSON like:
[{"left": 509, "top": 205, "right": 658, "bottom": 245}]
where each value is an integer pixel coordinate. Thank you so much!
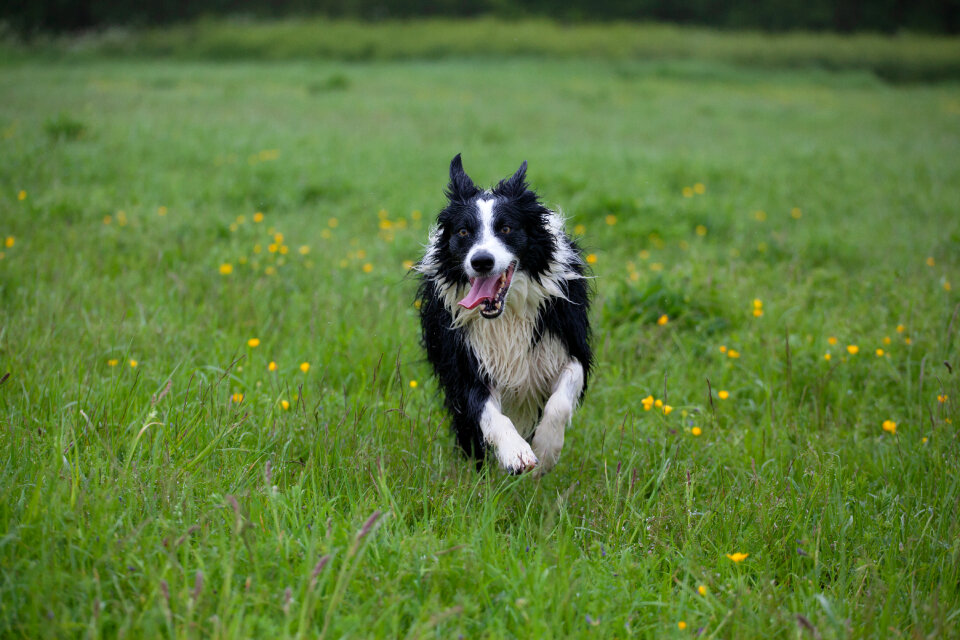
[
  {"left": 530, "top": 433, "right": 562, "bottom": 476},
  {"left": 496, "top": 432, "right": 539, "bottom": 474}
]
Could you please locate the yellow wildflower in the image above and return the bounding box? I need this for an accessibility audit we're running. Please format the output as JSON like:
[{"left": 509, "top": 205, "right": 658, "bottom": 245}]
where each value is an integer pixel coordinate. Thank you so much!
[
  {"left": 883, "top": 336, "right": 891, "bottom": 345},
  {"left": 727, "top": 349, "right": 740, "bottom": 359},
  {"left": 790, "top": 207, "right": 802, "bottom": 219},
  {"left": 945, "top": 281, "right": 952, "bottom": 291},
  {"left": 828, "top": 336, "right": 837, "bottom": 345},
  {"left": 650, "top": 262, "right": 663, "bottom": 271},
  {"left": 753, "top": 308, "right": 763, "bottom": 317},
  {"left": 402, "top": 259, "right": 414, "bottom": 270},
  {"left": 847, "top": 345, "right": 859, "bottom": 355},
  {"left": 662, "top": 405, "right": 673, "bottom": 415},
  {"left": 299, "top": 245, "right": 310, "bottom": 255},
  {"left": 362, "top": 263, "right": 373, "bottom": 273},
  {"left": 754, "top": 210, "right": 767, "bottom": 221},
  {"left": 253, "top": 212, "right": 264, "bottom": 223},
  {"left": 231, "top": 393, "right": 243, "bottom": 403},
  {"left": 655, "top": 399, "right": 664, "bottom": 408},
  {"left": 719, "top": 345, "right": 727, "bottom": 353},
  {"left": 268, "top": 361, "right": 277, "bottom": 371},
  {"left": 17, "top": 190, "right": 26, "bottom": 201},
  {"left": 824, "top": 353, "right": 831, "bottom": 361},
  {"left": 682, "top": 186, "right": 693, "bottom": 198},
  {"left": 409, "top": 380, "right": 418, "bottom": 388},
  {"left": 300, "top": 362, "right": 310, "bottom": 373},
  {"left": 726, "top": 552, "right": 749, "bottom": 562},
  {"left": 922, "top": 437, "right": 928, "bottom": 443},
  {"left": 4, "top": 236, "right": 14, "bottom": 248},
  {"left": 695, "top": 225, "right": 707, "bottom": 236},
  {"left": 574, "top": 224, "right": 586, "bottom": 235},
  {"left": 882, "top": 419, "right": 897, "bottom": 435},
  {"left": 107, "top": 359, "right": 119, "bottom": 367},
  {"left": 693, "top": 183, "right": 705, "bottom": 194},
  {"left": 691, "top": 427, "right": 702, "bottom": 436},
  {"left": 411, "top": 210, "right": 422, "bottom": 220},
  {"left": 328, "top": 218, "right": 339, "bottom": 228},
  {"left": 678, "top": 621, "right": 687, "bottom": 630},
  {"left": 274, "top": 232, "right": 284, "bottom": 243},
  {"left": 876, "top": 348, "right": 884, "bottom": 356},
  {"left": 103, "top": 215, "right": 112, "bottom": 225},
  {"left": 158, "top": 206, "right": 168, "bottom": 216},
  {"left": 129, "top": 359, "right": 138, "bottom": 368},
  {"left": 698, "top": 585, "right": 707, "bottom": 596},
  {"left": 718, "top": 390, "right": 729, "bottom": 400},
  {"left": 281, "top": 400, "right": 290, "bottom": 410},
  {"left": 247, "top": 338, "right": 260, "bottom": 348},
  {"left": 905, "top": 337, "right": 912, "bottom": 345},
  {"left": 268, "top": 243, "right": 278, "bottom": 253},
  {"left": 605, "top": 214, "right": 617, "bottom": 226},
  {"left": 641, "top": 395, "right": 654, "bottom": 411},
  {"left": 657, "top": 314, "right": 669, "bottom": 326},
  {"left": 896, "top": 324, "right": 906, "bottom": 333},
  {"left": 938, "top": 394, "right": 948, "bottom": 403},
  {"left": 219, "top": 263, "right": 233, "bottom": 275},
  {"left": 586, "top": 254, "right": 597, "bottom": 265},
  {"left": 265, "top": 266, "right": 277, "bottom": 276},
  {"left": 279, "top": 245, "right": 289, "bottom": 255},
  {"left": 926, "top": 256, "right": 935, "bottom": 267}
]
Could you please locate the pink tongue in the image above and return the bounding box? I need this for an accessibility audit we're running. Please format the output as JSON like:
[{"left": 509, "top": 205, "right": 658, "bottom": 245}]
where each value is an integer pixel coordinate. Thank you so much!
[{"left": 458, "top": 275, "right": 501, "bottom": 309}]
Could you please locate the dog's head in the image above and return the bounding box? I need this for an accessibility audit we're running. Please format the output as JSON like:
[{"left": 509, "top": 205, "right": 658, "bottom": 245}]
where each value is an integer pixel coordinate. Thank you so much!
[{"left": 425, "top": 154, "right": 557, "bottom": 319}]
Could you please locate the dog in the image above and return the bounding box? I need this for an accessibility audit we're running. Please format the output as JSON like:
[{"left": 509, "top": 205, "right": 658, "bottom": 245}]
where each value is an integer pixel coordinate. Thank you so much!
[{"left": 415, "top": 154, "right": 592, "bottom": 474}]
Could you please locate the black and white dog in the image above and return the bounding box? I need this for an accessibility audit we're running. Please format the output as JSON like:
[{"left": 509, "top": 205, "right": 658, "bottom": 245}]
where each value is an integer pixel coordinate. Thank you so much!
[{"left": 416, "top": 155, "right": 592, "bottom": 474}]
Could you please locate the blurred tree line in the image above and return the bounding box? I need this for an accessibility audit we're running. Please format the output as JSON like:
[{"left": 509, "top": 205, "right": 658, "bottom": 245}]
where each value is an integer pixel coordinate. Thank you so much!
[{"left": 3, "top": 0, "right": 959, "bottom": 34}]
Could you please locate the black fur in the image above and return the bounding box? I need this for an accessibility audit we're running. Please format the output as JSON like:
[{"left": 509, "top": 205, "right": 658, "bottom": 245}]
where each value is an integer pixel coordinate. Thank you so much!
[{"left": 416, "top": 155, "right": 593, "bottom": 465}]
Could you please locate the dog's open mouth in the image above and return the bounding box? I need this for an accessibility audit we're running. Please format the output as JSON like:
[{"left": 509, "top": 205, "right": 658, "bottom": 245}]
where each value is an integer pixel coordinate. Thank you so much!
[{"left": 458, "top": 262, "right": 517, "bottom": 319}]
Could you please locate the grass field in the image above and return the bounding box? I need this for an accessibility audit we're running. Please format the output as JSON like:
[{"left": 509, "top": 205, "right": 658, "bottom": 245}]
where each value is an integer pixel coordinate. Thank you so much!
[{"left": 2, "top": 30, "right": 960, "bottom": 638}]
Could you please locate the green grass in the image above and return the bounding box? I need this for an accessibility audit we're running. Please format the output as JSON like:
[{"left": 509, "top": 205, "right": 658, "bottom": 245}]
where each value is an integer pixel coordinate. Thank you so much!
[
  {"left": 1, "top": 48, "right": 959, "bottom": 638},
  {"left": 6, "top": 18, "right": 960, "bottom": 82}
]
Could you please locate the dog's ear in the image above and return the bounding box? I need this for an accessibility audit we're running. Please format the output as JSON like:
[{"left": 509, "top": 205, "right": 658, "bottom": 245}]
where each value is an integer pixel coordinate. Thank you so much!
[
  {"left": 493, "top": 161, "right": 528, "bottom": 199},
  {"left": 445, "top": 154, "right": 479, "bottom": 202}
]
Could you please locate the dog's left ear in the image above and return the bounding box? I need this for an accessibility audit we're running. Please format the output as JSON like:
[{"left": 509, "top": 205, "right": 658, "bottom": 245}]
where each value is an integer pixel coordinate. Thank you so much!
[{"left": 493, "top": 161, "right": 528, "bottom": 199}]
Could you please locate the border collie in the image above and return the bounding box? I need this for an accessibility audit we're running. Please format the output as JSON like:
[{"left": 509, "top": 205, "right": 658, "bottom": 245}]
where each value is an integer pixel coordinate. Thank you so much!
[{"left": 415, "top": 155, "right": 592, "bottom": 475}]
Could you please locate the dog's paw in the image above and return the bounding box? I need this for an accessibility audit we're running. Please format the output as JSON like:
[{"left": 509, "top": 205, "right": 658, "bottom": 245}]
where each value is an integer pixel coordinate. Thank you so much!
[
  {"left": 530, "top": 435, "right": 562, "bottom": 477},
  {"left": 497, "top": 433, "right": 539, "bottom": 474}
]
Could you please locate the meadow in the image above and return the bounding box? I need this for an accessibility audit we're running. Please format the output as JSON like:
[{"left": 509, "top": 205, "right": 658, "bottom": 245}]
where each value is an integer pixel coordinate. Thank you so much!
[{"left": 1, "top": 23, "right": 960, "bottom": 638}]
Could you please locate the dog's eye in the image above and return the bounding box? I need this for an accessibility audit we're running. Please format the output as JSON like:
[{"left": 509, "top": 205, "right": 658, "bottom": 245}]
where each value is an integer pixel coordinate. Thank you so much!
[
  {"left": 500, "top": 226, "right": 511, "bottom": 234},
  {"left": 458, "top": 228, "right": 469, "bottom": 238}
]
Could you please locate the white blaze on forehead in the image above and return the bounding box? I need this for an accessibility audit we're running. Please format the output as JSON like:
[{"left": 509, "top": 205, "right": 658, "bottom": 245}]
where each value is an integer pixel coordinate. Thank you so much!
[{"left": 465, "top": 198, "right": 514, "bottom": 277}]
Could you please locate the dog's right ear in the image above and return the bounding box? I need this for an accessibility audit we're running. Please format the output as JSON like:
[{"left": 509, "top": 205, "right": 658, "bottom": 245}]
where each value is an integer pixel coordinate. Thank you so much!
[{"left": 445, "top": 153, "right": 478, "bottom": 202}]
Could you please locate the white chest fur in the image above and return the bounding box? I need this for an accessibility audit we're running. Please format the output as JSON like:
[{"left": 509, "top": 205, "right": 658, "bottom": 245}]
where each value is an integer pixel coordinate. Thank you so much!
[{"left": 466, "top": 311, "right": 570, "bottom": 438}]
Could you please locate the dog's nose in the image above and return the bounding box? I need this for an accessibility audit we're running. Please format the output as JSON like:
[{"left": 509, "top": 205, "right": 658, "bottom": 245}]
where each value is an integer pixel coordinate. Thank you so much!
[{"left": 470, "top": 252, "right": 495, "bottom": 274}]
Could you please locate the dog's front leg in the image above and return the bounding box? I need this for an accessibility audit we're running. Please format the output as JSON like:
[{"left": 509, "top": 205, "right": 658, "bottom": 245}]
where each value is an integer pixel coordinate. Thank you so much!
[
  {"left": 480, "top": 397, "right": 539, "bottom": 474},
  {"left": 531, "top": 359, "right": 584, "bottom": 475}
]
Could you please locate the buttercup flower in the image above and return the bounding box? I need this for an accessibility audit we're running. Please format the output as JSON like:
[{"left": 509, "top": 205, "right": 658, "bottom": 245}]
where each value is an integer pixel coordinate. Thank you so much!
[
  {"left": 231, "top": 393, "right": 244, "bottom": 403},
  {"left": 605, "top": 214, "right": 617, "bottom": 226},
  {"left": 718, "top": 390, "right": 729, "bottom": 400},
  {"left": 300, "top": 362, "right": 310, "bottom": 373},
  {"left": 642, "top": 395, "right": 654, "bottom": 411},
  {"left": 248, "top": 338, "right": 260, "bottom": 348},
  {"left": 678, "top": 621, "right": 687, "bottom": 630},
  {"left": 107, "top": 359, "right": 119, "bottom": 367},
  {"left": 281, "top": 400, "right": 290, "bottom": 410},
  {"left": 129, "top": 359, "right": 138, "bottom": 368},
  {"left": 847, "top": 345, "right": 859, "bottom": 355},
  {"left": 268, "top": 361, "right": 277, "bottom": 371},
  {"left": 882, "top": 420, "right": 897, "bottom": 435},
  {"left": 828, "top": 336, "right": 838, "bottom": 345},
  {"left": 253, "top": 212, "right": 264, "bottom": 223},
  {"left": 791, "top": 207, "right": 802, "bottom": 219},
  {"left": 219, "top": 263, "right": 233, "bottom": 275},
  {"left": 586, "top": 254, "right": 597, "bottom": 265},
  {"left": 657, "top": 314, "right": 669, "bottom": 326},
  {"left": 662, "top": 405, "right": 673, "bottom": 415},
  {"left": 727, "top": 349, "right": 740, "bottom": 359},
  {"left": 698, "top": 585, "right": 707, "bottom": 596},
  {"left": 691, "top": 427, "right": 702, "bottom": 436},
  {"left": 694, "top": 183, "right": 705, "bottom": 194},
  {"left": 726, "top": 552, "right": 749, "bottom": 562},
  {"left": 409, "top": 380, "right": 418, "bottom": 388}
]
